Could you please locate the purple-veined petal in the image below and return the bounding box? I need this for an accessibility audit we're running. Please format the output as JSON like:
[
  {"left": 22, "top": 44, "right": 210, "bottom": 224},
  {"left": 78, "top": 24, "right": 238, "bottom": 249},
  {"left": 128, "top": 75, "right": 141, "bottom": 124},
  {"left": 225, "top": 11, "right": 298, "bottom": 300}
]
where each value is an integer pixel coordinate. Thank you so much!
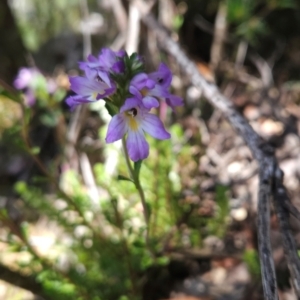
[
  {"left": 130, "top": 73, "right": 155, "bottom": 90},
  {"left": 120, "top": 97, "right": 141, "bottom": 113},
  {"left": 129, "top": 85, "right": 142, "bottom": 99},
  {"left": 98, "top": 48, "right": 117, "bottom": 70},
  {"left": 130, "top": 73, "right": 147, "bottom": 87},
  {"left": 166, "top": 94, "right": 184, "bottom": 109},
  {"left": 96, "top": 85, "right": 116, "bottom": 99},
  {"left": 145, "top": 78, "right": 156, "bottom": 89},
  {"left": 84, "top": 68, "right": 98, "bottom": 80},
  {"left": 70, "top": 76, "right": 108, "bottom": 96},
  {"left": 106, "top": 114, "right": 127, "bottom": 143},
  {"left": 126, "top": 130, "right": 149, "bottom": 161},
  {"left": 116, "top": 50, "right": 126, "bottom": 58},
  {"left": 79, "top": 55, "right": 100, "bottom": 70},
  {"left": 112, "top": 61, "right": 125, "bottom": 73},
  {"left": 87, "top": 54, "right": 98, "bottom": 63},
  {"left": 148, "top": 85, "right": 170, "bottom": 98},
  {"left": 149, "top": 63, "right": 172, "bottom": 88},
  {"left": 97, "top": 70, "right": 112, "bottom": 86},
  {"left": 78, "top": 61, "right": 88, "bottom": 71},
  {"left": 67, "top": 95, "right": 95, "bottom": 104},
  {"left": 158, "top": 63, "right": 172, "bottom": 86},
  {"left": 66, "top": 96, "right": 79, "bottom": 110},
  {"left": 142, "top": 96, "right": 159, "bottom": 109},
  {"left": 141, "top": 113, "right": 171, "bottom": 140},
  {"left": 66, "top": 95, "right": 94, "bottom": 110}
]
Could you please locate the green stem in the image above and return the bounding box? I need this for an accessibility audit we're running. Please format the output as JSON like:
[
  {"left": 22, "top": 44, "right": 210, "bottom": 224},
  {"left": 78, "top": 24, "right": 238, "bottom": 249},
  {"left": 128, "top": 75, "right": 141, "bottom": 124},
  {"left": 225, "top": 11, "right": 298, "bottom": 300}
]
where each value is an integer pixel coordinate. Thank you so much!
[
  {"left": 122, "top": 137, "right": 149, "bottom": 226},
  {"left": 111, "top": 200, "right": 138, "bottom": 296}
]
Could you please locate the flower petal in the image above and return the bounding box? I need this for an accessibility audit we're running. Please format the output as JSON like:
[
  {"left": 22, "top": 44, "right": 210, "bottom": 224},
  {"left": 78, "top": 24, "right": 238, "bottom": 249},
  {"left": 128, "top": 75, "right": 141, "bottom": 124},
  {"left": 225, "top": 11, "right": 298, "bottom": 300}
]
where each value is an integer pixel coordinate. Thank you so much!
[
  {"left": 148, "top": 85, "right": 170, "bottom": 98},
  {"left": 126, "top": 130, "right": 149, "bottom": 161},
  {"left": 84, "top": 68, "right": 98, "bottom": 80},
  {"left": 106, "top": 114, "right": 127, "bottom": 143},
  {"left": 24, "top": 89, "right": 36, "bottom": 107},
  {"left": 120, "top": 98, "right": 142, "bottom": 113},
  {"left": 166, "top": 94, "right": 184, "bottom": 109},
  {"left": 130, "top": 73, "right": 148, "bottom": 88},
  {"left": 116, "top": 50, "right": 126, "bottom": 57},
  {"left": 142, "top": 96, "right": 159, "bottom": 109},
  {"left": 112, "top": 61, "right": 125, "bottom": 73},
  {"left": 98, "top": 48, "right": 117, "bottom": 70},
  {"left": 79, "top": 55, "right": 100, "bottom": 70},
  {"left": 70, "top": 76, "right": 108, "bottom": 96},
  {"left": 129, "top": 86, "right": 142, "bottom": 100},
  {"left": 97, "top": 70, "right": 112, "bottom": 86},
  {"left": 148, "top": 63, "right": 172, "bottom": 88},
  {"left": 14, "top": 68, "right": 34, "bottom": 89},
  {"left": 66, "top": 95, "right": 94, "bottom": 110},
  {"left": 141, "top": 113, "right": 171, "bottom": 140},
  {"left": 96, "top": 85, "right": 116, "bottom": 99},
  {"left": 130, "top": 73, "right": 155, "bottom": 90}
]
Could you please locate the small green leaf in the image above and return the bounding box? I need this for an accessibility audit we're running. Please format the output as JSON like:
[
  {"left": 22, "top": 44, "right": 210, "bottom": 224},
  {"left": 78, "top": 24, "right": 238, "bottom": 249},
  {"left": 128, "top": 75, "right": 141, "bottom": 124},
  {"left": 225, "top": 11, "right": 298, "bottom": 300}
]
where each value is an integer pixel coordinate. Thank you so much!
[
  {"left": 0, "top": 209, "right": 8, "bottom": 218},
  {"left": 40, "top": 112, "right": 58, "bottom": 127},
  {"left": 156, "top": 256, "right": 170, "bottom": 266},
  {"left": 129, "top": 52, "right": 139, "bottom": 62},
  {"left": 30, "top": 146, "right": 40, "bottom": 155},
  {"left": 173, "top": 15, "right": 184, "bottom": 31},
  {"left": 117, "top": 175, "right": 134, "bottom": 182},
  {"left": 20, "top": 222, "right": 29, "bottom": 239},
  {"left": 105, "top": 101, "right": 118, "bottom": 117}
]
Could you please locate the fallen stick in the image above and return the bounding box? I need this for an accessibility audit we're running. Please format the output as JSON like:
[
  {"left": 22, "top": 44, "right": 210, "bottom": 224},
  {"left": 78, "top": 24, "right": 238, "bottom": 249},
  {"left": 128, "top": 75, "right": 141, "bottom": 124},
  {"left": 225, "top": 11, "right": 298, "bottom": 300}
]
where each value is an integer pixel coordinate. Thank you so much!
[{"left": 136, "top": 5, "right": 300, "bottom": 300}]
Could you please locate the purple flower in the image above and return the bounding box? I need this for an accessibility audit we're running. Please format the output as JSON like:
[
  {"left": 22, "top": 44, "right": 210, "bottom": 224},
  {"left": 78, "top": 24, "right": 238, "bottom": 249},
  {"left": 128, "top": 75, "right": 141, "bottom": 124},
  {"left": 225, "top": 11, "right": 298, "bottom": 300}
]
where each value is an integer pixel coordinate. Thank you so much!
[
  {"left": 148, "top": 63, "right": 172, "bottom": 88},
  {"left": 129, "top": 73, "right": 160, "bottom": 109},
  {"left": 70, "top": 49, "right": 125, "bottom": 109},
  {"left": 149, "top": 63, "right": 184, "bottom": 109},
  {"left": 13, "top": 67, "right": 44, "bottom": 107},
  {"left": 24, "top": 89, "right": 36, "bottom": 106},
  {"left": 79, "top": 48, "right": 125, "bottom": 74},
  {"left": 129, "top": 64, "right": 184, "bottom": 110},
  {"left": 66, "top": 69, "right": 115, "bottom": 109},
  {"left": 105, "top": 98, "right": 170, "bottom": 161},
  {"left": 14, "top": 68, "right": 37, "bottom": 90},
  {"left": 98, "top": 48, "right": 126, "bottom": 73}
]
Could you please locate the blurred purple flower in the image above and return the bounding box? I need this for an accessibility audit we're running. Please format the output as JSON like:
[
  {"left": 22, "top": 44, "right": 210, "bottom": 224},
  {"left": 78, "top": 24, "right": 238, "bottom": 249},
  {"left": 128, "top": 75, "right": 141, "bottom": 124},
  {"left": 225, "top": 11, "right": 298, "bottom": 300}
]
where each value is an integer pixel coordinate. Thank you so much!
[
  {"left": 46, "top": 78, "right": 58, "bottom": 94},
  {"left": 105, "top": 98, "right": 170, "bottom": 161},
  {"left": 13, "top": 68, "right": 37, "bottom": 90},
  {"left": 13, "top": 68, "right": 41, "bottom": 107}
]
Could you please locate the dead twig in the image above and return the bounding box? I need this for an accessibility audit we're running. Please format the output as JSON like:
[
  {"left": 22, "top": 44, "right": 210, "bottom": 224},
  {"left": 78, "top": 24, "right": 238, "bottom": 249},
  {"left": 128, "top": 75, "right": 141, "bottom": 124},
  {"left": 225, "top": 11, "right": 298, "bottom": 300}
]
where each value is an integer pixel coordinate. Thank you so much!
[
  {"left": 273, "top": 172, "right": 300, "bottom": 297},
  {"left": 138, "top": 11, "right": 300, "bottom": 300},
  {"left": 210, "top": 1, "right": 227, "bottom": 71},
  {"left": 126, "top": 3, "right": 141, "bottom": 55},
  {"left": 109, "top": 0, "right": 128, "bottom": 51},
  {"left": 258, "top": 165, "right": 278, "bottom": 300}
]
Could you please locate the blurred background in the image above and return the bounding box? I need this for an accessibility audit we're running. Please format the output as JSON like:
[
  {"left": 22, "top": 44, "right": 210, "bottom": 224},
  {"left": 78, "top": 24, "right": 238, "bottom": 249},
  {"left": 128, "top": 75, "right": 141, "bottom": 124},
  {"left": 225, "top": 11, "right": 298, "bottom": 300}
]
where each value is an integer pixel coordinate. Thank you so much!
[{"left": 0, "top": 0, "right": 300, "bottom": 299}]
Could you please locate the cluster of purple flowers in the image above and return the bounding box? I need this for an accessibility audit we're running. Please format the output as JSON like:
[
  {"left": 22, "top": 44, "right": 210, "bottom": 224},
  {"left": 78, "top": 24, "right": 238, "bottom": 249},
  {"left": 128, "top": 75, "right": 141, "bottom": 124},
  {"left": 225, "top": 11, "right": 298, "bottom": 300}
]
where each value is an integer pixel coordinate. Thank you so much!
[{"left": 66, "top": 48, "right": 183, "bottom": 161}]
